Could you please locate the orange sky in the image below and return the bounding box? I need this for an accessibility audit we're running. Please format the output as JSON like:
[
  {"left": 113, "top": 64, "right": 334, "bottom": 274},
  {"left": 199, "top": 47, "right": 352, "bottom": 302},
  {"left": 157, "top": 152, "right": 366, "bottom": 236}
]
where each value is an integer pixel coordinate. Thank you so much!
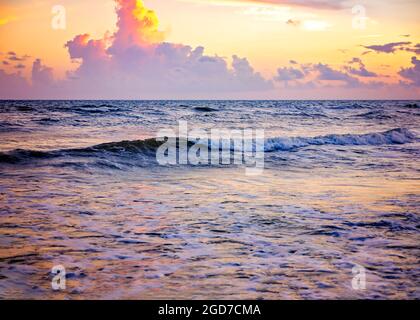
[{"left": 0, "top": 0, "right": 419, "bottom": 99}]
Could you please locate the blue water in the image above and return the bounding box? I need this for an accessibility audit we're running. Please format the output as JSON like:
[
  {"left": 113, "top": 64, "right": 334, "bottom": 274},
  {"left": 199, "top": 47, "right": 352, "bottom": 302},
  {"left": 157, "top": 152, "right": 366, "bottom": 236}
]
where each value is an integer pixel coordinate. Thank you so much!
[{"left": 0, "top": 100, "right": 419, "bottom": 299}]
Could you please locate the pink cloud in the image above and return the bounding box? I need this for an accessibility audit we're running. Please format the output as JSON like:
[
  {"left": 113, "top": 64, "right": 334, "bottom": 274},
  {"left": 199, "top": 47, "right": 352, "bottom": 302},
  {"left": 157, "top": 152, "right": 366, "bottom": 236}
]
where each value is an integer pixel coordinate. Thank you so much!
[
  {"left": 399, "top": 56, "right": 420, "bottom": 86},
  {"left": 274, "top": 60, "right": 385, "bottom": 89},
  {"left": 275, "top": 66, "right": 305, "bottom": 82},
  {"left": 111, "top": 0, "right": 164, "bottom": 51},
  {"left": 24, "top": 0, "right": 270, "bottom": 98},
  {"left": 0, "top": 69, "right": 30, "bottom": 99},
  {"left": 32, "top": 59, "right": 54, "bottom": 86},
  {"left": 344, "top": 58, "right": 378, "bottom": 78}
]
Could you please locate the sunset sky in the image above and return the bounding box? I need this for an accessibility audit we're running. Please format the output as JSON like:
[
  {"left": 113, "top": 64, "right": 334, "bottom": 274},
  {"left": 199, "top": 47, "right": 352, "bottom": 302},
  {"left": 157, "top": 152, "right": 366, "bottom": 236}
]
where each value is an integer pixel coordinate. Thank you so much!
[{"left": 0, "top": 0, "right": 419, "bottom": 99}]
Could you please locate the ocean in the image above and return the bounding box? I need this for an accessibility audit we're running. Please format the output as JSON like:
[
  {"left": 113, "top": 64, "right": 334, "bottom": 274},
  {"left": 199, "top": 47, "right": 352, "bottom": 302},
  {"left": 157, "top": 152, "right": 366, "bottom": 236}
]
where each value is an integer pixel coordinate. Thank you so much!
[{"left": 0, "top": 100, "right": 419, "bottom": 299}]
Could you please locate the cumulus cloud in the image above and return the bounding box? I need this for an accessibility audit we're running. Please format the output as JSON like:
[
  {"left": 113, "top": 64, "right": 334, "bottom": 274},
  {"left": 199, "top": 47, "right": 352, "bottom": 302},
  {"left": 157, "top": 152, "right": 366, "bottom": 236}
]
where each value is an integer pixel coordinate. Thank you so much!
[
  {"left": 399, "top": 56, "right": 420, "bottom": 86},
  {"left": 345, "top": 58, "right": 378, "bottom": 78},
  {"left": 32, "top": 59, "right": 54, "bottom": 86},
  {"left": 312, "top": 63, "right": 360, "bottom": 86},
  {"left": 0, "top": 0, "right": 417, "bottom": 99},
  {"left": 0, "top": 0, "right": 272, "bottom": 99},
  {"left": 275, "top": 66, "right": 305, "bottom": 81},
  {"left": 63, "top": 0, "right": 272, "bottom": 98},
  {"left": 0, "top": 69, "right": 30, "bottom": 98},
  {"left": 280, "top": 54, "right": 419, "bottom": 92},
  {"left": 112, "top": 0, "right": 164, "bottom": 49},
  {"left": 275, "top": 60, "right": 381, "bottom": 88},
  {"left": 0, "top": 56, "right": 55, "bottom": 98}
]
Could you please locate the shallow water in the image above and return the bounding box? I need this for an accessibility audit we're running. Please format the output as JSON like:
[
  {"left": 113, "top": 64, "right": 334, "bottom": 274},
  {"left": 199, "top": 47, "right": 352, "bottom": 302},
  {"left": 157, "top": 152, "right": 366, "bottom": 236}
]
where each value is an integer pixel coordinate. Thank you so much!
[{"left": 0, "top": 100, "right": 419, "bottom": 299}]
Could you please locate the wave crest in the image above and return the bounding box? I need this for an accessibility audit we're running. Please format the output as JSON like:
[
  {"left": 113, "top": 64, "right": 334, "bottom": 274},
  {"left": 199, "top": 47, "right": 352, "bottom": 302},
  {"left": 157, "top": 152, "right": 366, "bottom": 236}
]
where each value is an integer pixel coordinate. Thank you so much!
[
  {"left": 265, "top": 128, "right": 416, "bottom": 152},
  {"left": 0, "top": 128, "right": 416, "bottom": 165}
]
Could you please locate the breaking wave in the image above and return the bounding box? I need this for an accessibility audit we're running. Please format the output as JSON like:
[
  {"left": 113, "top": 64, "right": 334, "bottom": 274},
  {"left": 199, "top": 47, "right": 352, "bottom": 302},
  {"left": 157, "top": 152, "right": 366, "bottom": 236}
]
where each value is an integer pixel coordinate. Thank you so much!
[
  {"left": 264, "top": 128, "right": 416, "bottom": 152},
  {"left": 0, "top": 128, "right": 416, "bottom": 165}
]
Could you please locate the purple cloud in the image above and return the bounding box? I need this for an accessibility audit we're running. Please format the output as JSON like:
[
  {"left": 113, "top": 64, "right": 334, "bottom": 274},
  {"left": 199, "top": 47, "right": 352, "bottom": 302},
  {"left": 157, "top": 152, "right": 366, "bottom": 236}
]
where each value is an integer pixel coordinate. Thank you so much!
[
  {"left": 399, "top": 56, "right": 420, "bottom": 86},
  {"left": 275, "top": 66, "right": 305, "bottom": 81},
  {"left": 313, "top": 63, "right": 360, "bottom": 86},
  {"left": 363, "top": 42, "right": 411, "bottom": 54},
  {"left": 275, "top": 60, "right": 375, "bottom": 88},
  {"left": 32, "top": 59, "right": 54, "bottom": 85},
  {"left": 403, "top": 43, "right": 420, "bottom": 55},
  {"left": 0, "top": 69, "right": 30, "bottom": 98},
  {"left": 345, "top": 58, "right": 378, "bottom": 78}
]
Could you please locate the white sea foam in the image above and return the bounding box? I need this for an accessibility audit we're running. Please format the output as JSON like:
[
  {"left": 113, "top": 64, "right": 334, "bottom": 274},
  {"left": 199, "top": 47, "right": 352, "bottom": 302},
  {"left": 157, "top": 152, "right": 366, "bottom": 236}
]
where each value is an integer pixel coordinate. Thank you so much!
[{"left": 264, "top": 128, "right": 416, "bottom": 152}]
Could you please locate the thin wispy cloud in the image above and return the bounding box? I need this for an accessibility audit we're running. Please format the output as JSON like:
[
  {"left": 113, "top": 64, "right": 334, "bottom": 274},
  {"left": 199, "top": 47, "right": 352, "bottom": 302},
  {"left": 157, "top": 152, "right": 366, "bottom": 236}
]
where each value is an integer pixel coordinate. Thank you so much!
[
  {"left": 183, "top": 0, "right": 347, "bottom": 10},
  {"left": 363, "top": 42, "right": 411, "bottom": 54}
]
